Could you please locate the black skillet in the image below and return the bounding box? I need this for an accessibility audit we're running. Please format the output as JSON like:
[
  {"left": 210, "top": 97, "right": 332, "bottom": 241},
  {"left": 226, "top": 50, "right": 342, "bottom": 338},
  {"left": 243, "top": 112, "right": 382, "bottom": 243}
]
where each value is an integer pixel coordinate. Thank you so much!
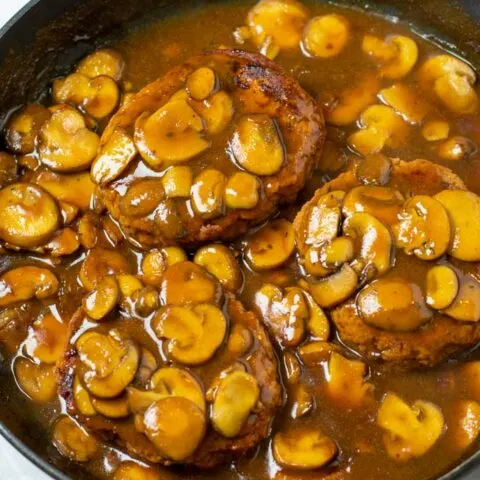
[{"left": 0, "top": 0, "right": 479, "bottom": 478}]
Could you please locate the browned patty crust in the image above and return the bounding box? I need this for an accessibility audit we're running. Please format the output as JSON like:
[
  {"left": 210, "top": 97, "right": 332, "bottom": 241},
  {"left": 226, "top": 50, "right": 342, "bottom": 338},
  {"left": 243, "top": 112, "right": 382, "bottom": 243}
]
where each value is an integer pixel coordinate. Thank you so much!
[
  {"left": 295, "top": 159, "right": 480, "bottom": 368},
  {"left": 99, "top": 49, "right": 325, "bottom": 248},
  {"left": 57, "top": 293, "right": 282, "bottom": 468}
]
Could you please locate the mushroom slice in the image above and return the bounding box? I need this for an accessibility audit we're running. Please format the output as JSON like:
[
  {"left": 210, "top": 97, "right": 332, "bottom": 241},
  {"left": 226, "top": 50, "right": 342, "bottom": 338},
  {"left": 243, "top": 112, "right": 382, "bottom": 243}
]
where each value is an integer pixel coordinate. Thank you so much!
[
  {"left": 32, "top": 168, "right": 95, "bottom": 211},
  {"left": 449, "top": 400, "right": 480, "bottom": 450},
  {"left": 426, "top": 265, "right": 459, "bottom": 310},
  {"left": 143, "top": 397, "right": 206, "bottom": 461},
  {"left": 5, "top": 104, "right": 51, "bottom": 154},
  {"left": 161, "top": 166, "right": 193, "bottom": 198},
  {"left": 342, "top": 186, "right": 404, "bottom": 226},
  {"left": 53, "top": 73, "right": 120, "bottom": 119},
  {"left": 245, "top": 219, "right": 295, "bottom": 271},
  {"left": 379, "top": 83, "right": 427, "bottom": 125},
  {"left": 152, "top": 304, "right": 227, "bottom": 365},
  {"left": 77, "top": 49, "right": 125, "bottom": 81},
  {"left": 231, "top": 114, "right": 284, "bottom": 176},
  {"left": 434, "top": 190, "right": 480, "bottom": 261},
  {"left": 25, "top": 313, "right": 67, "bottom": 364},
  {"left": 227, "top": 323, "right": 254, "bottom": 357},
  {"left": 119, "top": 179, "right": 166, "bottom": 218},
  {"left": 377, "top": 392, "right": 444, "bottom": 461},
  {"left": 326, "top": 352, "right": 373, "bottom": 408},
  {"left": 190, "top": 169, "right": 227, "bottom": 219},
  {"left": 393, "top": 195, "right": 450, "bottom": 260},
  {"left": 304, "top": 191, "right": 345, "bottom": 246},
  {"left": 91, "top": 395, "right": 130, "bottom": 419},
  {"left": 363, "top": 35, "right": 418, "bottom": 79},
  {"left": 422, "top": 120, "right": 450, "bottom": 142},
  {"left": 113, "top": 462, "right": 162, "bottom": 480},
  {"left": 254, "top": 284, "right": 308, "bottom": 347},
  {"left": 73, "top": 375, "right": 96, "bottom": 416},
  {"left": 302, "top": 246, "right": 334, "bottom": 277},
  {"left": 194, "top": 244, "right": 242, "bottom": 291},
  {"left": 326, "top": 75, "right": 381, "bottom": 126},
  {"left": 308, "top": 264, "right": 358, "bottom": 309},
  {"left": 297, "top": 341, "right": 337, "bottom": 366},
  {"left": 134, "top": 98, "right": 210, "bottom": 169},
  {"left": 14, "top": 358, "right": 56, "bottom": 404},
  {"left": 141, "top": 247, "right": 187, "bottom": 286},
  {"left": 38, "top": 107, "right": 100, "bottom": 172},
  {"left": 187, "top": 67, "right": 217, "bottom": 101},
  {"left": 190, "top": 91, "right": 234, "bottom": 135},
  {"left": 272, "top": 427, "right": 337, "bottom": 470},
  {"left": 356, "top": 153, "right": 392, "bottom": 186},
  {"left": 320, "top": 236, "right": 355, "bottom": 269},
  {"left": 290, "top": 383, "right": 314, "bottom": 418},
  {"left": 149, "top": 367, "right": 205, "bottom": 412},
  {"left": 53, "top": 417, "right": 99, "bottom": 462},
  {"left": 444, "top": 274, "right": 480, "bottom": 322},
  {"left": 302, "top": 290, "right": 330, "bottom": 341},
  {"left": 83, "top": 275, "right": 119, "bottom": 321},
  {"left": 436, "top": 136, "right": 477, "bottom": 162},
  {"left": 79, "top": 247, "right": 131, "bottom": 291},
  {"left": 211, "top": 371, "right": 260, "bottom": 438},
  {"left": 0, "top": 266, "right": 59, "bottom": 307},
  {"left": 418, "top": 55, "right": 478, "bottom": 114},
  {"left": 91, "top": 128, "right": 137, "bottom": 185},
  {"left": 246, "top": 0, "right": 308, "bottom": 50},
  {"left": 45, "top": 227, "right": 80, "bottom": 257},
  {"left": 357, "top": 278, "right": 432, "bottom": 331},
  {"left": 303, "top": 14, "right": 349, "bottom": 58},
  {"left": 160, "top": 261, "right": 221, "bottom": 306},
  {"left": 224, "top": 172, "right": 260, "bottom": 210},
  {"left": 0, "top": 183, "right": 59, "bottom": 248}
]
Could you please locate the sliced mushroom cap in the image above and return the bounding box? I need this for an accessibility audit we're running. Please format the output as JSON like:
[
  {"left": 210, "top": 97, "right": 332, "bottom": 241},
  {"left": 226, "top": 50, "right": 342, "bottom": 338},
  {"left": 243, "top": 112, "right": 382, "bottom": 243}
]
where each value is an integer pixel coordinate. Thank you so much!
[
  {"left": 5, "top": 104, "right": 51, "bottom": 154},
  {"left": 308, "top": 263, "right": 358, "bottom": 309},
  {"left": 426, "top": 265, "right": 459, "bottom": 310},
  {"left": 320, "top": 236, "right": 356, "bottom": 269},
  {"left": 53, "top": 416, "right": 99, "bottom": 462},
  {"left": 357, "top": 278, "right": 432, "bottom": 331},
  {"left": 14, "top": 358, "right": 56, "bottom": 404},
  {"left": 231, "top": 114, "right": 284, "bottom": 176},
  {"left": 0, "top": 183, "right": 59, "bottom": 248},
  {"left": 113, "top": 462, "right": 163, "bottom": 480},
  {"left": 418, "top": 55, "right": 478, "bottom": 114},
  {"left": 190, "top": 169, "right": 227, "bottom": 219},
  {"left": 143, "top": 396, "right": 206, "bottom": 461},
  {"left": 91, "top": 128, "right": 137, "bottom": 185},
  {"left": 449, "top": 400, "right": 480, "bottom": 450},
  {"left": 434, "top": 190, "right": 480, "bottom": 261},
  {"left": 92, "top": 395, "right": 130, "bottom": 419},
  {"left": 363, "top": 35, "right": 418, "bottom": 79},
  {"left": 160, "top": 261, "right": 221, "bottom": 306},
  {"left": 303, "top": 14, "right": 349, "bottom": 58},
  {"left": 79, "top": 247, "right": 131, "bottom": 291},
  {"left": 326, "top": 352, "right": 373, "bottom": 408},
  {"left": 119, "top": 179, "right": 166, "bottom": 218},
  {"left": 246, "top": 0, "right": 308, "bottom": 49},
  {"left": 342, "top": 186, "right": 404, "bottom": 226},
  {"left": 436, "top": 136, "right": 477, "bottom": 162},
  {"left": 0, "top": 266, "right": 59, "bottom": 306},
  {"left": 272, "top": 427, "right": 337, "bottom": 470},
  {"left": 134, "top": 98, "right": 210, "bottom": 169},
  {"left": 77, "top": 49, "right": 125, "bottom": 81},
  {"left": 224, "top": 172, "right": 260, "bottom": 210},
  {"left": 152, "top": 303, "right": 227, "bottom": 365},
  {"left": 141, "top": 247, "right": 187, "bottom": 286},
  {"left": 210, "top": 370, "right": 260, "bottom": 438},
  {"left": 283, "top": 351, "right": 301, "bottom": 384},
  {"left": 245, "top": 219, "right": 295, "bottom": 271},
  {"left": 343, "top": 212, "right": 393, "bottom": 281},
  {"left": 254, "top": 284, "right": 307, "bottom": 347},
  {"left": 379, "top": 83, "right": 427, "bottom": 125},
  {"left": 73, "top": 375, "right": 96, "bottom": 416},
  {"left": 53, "top": 73, "right": 120, "bottom": 119},
  {"left": 302, "top": 290, "right": 330, "bottom": 340},
  {"left": 356, "top": 153, "right": 392, "bottom": 186},
  {"left": 444, "top": 274, "right": 480, "bottom": 322},
  {"left": 45, "top": 227, "right": 81, "bottom": 257},
  {"left": 190, "top": 90, "right": 234, "bottom": 135},
  {"left": 194, "top": 244, "right": 242, "bottom": 291},
  {"left": 26, "top": 313, "right": 67, "bottom": 364},
  {"left": 304, "top": 191, "right": 345, "bottom": 247},
  {"left": 186, "top": 67, "right": 217, "bottom": 101},
  {"left": 162, "top": 166, "right": 193, "bottom": 198},
  {"left": 394, "top": 195, "right": 451, "bottom": 260},
  {"left": 38, "top": 107, "right": 100, "bottom": 172},
  {"left": 377, "top": 392, "right": 444, "bottom": 461},
  {"left": 422, "top": 120, "right": 450, "bottom": 142},
  {"left": 226, "top": 323, "right": 254, "bottom": 357},
  {"left": 83, "top": 275, "right": 119, "bottom": 321}
]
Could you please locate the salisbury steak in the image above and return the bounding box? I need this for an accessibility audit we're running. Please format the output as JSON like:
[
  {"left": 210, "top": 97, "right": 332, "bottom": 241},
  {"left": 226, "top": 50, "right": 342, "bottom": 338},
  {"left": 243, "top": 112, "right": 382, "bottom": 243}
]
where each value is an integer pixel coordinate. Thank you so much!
[
  {"left": 294, "top": 158, "right": 480, "bottom": 368},
  {"left": 57, "top": 268, "right": 282, "bottom": 468},
  {"left": 93, "top": 49, "right": 325, "bottom": 248}
]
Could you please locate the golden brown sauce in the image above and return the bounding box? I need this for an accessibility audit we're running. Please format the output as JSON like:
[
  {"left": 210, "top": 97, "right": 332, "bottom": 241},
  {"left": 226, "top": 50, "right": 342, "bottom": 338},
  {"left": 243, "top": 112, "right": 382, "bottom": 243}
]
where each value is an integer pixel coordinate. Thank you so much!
[{"left": 1, "top": 1, "right": 480, "bottom": 479}]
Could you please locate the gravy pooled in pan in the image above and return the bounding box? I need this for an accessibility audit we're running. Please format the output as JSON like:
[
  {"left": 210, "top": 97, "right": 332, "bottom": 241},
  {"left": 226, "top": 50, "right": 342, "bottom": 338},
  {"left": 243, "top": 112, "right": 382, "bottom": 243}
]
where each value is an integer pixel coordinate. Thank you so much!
[{"left": 1, "top": 1, "right": 480, "bottom": 479}]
